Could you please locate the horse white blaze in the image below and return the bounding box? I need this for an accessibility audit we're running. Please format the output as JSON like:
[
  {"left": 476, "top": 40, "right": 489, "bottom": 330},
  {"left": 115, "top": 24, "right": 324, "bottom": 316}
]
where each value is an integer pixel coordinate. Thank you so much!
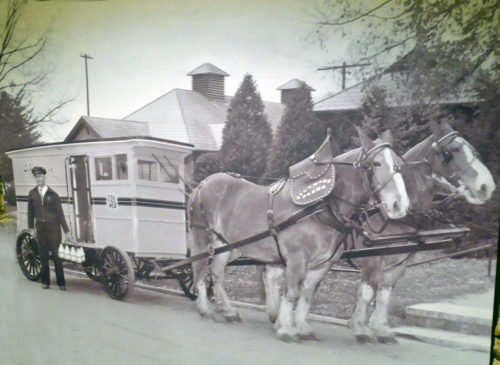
[
  {"left": 380, "top": 148, "right": 409, "bottom": 219},
  {"left": 457, "top": 137, "right": 495, "bottom": 203}
]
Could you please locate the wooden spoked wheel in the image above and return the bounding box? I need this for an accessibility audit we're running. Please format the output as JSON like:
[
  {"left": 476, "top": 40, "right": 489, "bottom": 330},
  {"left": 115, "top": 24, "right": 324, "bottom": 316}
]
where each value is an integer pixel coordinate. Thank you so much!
[
  {"left": 177, "top": 266, "right": 214, "bottom": 301},
  {"left": 16, "top": 231, "right": 42, "bottom": 281},
  {"left": 178, "top": 268, "right": 197, "bottom": 300},
  {"left": 100, "top": 246, "right": 135, "bottom": 300}
]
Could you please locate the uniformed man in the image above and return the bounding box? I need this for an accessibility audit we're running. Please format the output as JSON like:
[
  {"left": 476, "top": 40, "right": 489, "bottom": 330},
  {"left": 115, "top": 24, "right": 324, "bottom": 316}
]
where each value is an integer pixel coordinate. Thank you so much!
[{"left": 28, "top": 166, "right": 75, "bottom": 290}]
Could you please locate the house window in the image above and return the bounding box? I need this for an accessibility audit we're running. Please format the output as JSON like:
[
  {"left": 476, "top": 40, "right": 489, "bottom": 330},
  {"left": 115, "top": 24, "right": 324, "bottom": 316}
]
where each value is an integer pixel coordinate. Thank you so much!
[
  {"left": 116, "top": 154, "right": 128, "bottom": 180},
  {"left": 137, "top": 160, "right": 158, "bottom": 181},
  {"left": 95, "top": 157, "right": 112, "bottom": 180}
]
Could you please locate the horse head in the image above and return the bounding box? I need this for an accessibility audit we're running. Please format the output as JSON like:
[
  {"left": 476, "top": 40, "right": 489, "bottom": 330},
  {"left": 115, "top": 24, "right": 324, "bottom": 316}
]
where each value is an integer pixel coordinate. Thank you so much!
[
  {"left": 355, "top": 127, "right": 410, "bottom": 219},
  {"left": 429, "top": 117, "right": 495, "bottom": 204}
]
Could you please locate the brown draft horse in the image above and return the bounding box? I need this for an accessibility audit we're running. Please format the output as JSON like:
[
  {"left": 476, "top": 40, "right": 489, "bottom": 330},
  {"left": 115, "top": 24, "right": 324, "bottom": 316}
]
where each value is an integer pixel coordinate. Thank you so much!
[
  {"left": 261, "top": 118, "right": 495, "bottom": 343},
  {"left": 187, "top": 128, "right": 410, "bottom": 341}
]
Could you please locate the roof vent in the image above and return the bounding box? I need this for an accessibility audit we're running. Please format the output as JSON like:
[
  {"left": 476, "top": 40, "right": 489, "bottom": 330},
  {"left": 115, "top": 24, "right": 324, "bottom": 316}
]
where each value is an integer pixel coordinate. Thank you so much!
[
  {"left": 188, "top": 63, "right": 229, "bottom": 101},
  {"left": 277, "top": 79, "right": 315, "bottom": 105}
]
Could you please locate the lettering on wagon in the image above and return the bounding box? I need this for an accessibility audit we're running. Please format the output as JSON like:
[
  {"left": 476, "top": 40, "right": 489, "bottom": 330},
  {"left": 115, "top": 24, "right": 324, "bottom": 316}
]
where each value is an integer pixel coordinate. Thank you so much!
[{"left": 106, "top": 192, "right": 118, "bottom": 210}]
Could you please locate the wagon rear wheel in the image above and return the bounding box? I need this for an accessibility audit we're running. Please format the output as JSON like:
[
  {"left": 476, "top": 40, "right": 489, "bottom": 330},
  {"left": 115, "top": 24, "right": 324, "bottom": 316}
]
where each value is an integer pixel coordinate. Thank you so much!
[
  {"left": 100, "top": 246, "right": 135, "bottom": 300},
  {"left": 16, "top": 231, "right": 42, "bottom": 281}
]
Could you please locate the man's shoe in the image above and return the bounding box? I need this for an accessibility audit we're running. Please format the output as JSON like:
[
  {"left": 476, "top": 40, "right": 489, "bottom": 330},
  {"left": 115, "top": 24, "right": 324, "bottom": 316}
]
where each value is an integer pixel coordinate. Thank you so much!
[
  {"left": 59, "top": 285, "right": 66, "bottom": 291},
  {"left": 42, "top": 284, "right": 49, "bottom": 289}
]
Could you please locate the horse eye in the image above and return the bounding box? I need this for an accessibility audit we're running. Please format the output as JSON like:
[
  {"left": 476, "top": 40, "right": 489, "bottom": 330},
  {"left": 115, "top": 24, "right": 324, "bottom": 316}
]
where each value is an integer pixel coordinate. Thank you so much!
[{"left": 372, "top": 161, "right": 381, "bottom": 167}]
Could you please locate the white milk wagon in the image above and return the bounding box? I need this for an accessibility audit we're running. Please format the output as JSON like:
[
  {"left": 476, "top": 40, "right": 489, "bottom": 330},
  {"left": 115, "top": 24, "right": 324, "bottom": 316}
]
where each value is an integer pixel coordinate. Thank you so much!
[
  {"left": 8, "top": 135, "right": 471, "bottom": 302},
  {"left": 8, "top": 137, "right": 198, "bottom": 299}
]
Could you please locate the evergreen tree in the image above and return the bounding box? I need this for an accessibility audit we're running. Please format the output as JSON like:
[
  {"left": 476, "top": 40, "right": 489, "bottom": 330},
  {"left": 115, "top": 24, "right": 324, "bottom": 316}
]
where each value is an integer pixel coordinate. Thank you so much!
[
  {"left": 360, "top": 85, "right": 427, "bottom": 154},
  {"left": 193, "top": 152, "right": 222, "bottom": 184},
  {"left": 0, "top": 91, "right": 39, "bottom": 217},
  {"left": 220, "top": 74, "right": 272, "bottom": 182},
  {"left": 266, "top": 85, "right": 328, "bottom": 179}
]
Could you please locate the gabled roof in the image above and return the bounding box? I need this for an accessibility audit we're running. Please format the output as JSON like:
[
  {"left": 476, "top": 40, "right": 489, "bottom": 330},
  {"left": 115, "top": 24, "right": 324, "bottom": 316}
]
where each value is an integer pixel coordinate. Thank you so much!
[
  {"left": 277, "top": 79, "right": 315, "bottom": 91},
  {"left": 187, "top": 63, "right": 229, "bottom": 76},
  {"left": 124, "top": 89, "right": 285, "bottom": 151},
  {"left": 64, "top": 116, "right": 150, "bottom": 141},
  {"left": 314, "top": 71, "right": 478, "bottom": 112}
]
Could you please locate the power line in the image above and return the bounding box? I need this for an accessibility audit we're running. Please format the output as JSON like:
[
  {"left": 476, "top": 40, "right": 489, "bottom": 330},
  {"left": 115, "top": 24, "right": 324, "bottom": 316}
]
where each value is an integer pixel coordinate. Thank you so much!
[
  {"left": 80, "top": 53, "right": 93, "bottom": 116},
  {"left": 318, "top": 62, "right": 371, "bottom": 90}
]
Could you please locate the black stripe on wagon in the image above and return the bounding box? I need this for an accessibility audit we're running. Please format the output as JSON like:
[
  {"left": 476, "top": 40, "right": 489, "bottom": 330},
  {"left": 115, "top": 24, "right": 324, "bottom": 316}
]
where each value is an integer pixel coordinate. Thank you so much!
[
  {"left": 91, "top": 197, "right": 185, "bottom": 210},
  {"left": 16, "top": 195, "right": 73, "bottom": 203},
  {"left": 16, "top": 195, "right": 28, "bottom": 202},
  {"left": 16, "top": 195, "right": 184, "bottom": 210}
]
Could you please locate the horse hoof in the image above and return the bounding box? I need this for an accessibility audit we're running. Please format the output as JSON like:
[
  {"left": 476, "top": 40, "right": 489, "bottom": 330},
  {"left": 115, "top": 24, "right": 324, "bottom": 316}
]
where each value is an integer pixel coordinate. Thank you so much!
[
  {"left": 224, "top": 312, "right": 242, "bottom": 323},
  {"left": 298, "top": 333, "right": 318, "bottom": 341},
  {"left": 377, "top": 336, "right": 398, "bottom": 344},
  {"left": 278, "top": 333, "right": 299, "bottom": 343},
  {"left": 356, "top": 334, "right": 375, "bottom": 344},
  {"left": 268, "top": 313, "right": 278, "bottom": 324},
  {"left": 199, "top": 311, "right": 216, "bottom": 321}
]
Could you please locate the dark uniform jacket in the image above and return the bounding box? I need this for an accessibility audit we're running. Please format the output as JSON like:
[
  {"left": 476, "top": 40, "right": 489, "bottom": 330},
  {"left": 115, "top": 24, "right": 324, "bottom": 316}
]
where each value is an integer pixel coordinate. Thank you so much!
[{"left": 28, "top": 186, "right": 69, "bottom": 232}]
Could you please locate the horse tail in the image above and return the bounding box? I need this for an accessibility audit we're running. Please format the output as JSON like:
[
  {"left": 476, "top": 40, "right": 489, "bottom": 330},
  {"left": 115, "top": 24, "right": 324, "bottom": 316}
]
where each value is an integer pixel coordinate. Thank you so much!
[{"left": 186, "top": 177, "right": 211, "bottom": 285}]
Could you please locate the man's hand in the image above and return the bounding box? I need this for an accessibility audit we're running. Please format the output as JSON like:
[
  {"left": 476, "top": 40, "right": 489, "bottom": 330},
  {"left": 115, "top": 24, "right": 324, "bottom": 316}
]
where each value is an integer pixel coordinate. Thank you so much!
[{"left": 65, "top": 231, "right": 76, "bottom": 243}]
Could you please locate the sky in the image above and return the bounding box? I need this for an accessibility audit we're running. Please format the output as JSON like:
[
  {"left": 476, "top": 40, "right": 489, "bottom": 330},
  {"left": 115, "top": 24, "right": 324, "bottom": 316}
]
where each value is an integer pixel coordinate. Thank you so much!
[{"left": 10, "top": 0, "right": 380, "bottom": 141}]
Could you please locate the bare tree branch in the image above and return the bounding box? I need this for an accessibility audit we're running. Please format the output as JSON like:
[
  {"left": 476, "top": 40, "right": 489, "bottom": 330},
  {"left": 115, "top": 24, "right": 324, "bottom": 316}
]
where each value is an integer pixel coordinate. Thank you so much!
[{"left": 317, "top": 0, "right": 393, "bottom": 26}]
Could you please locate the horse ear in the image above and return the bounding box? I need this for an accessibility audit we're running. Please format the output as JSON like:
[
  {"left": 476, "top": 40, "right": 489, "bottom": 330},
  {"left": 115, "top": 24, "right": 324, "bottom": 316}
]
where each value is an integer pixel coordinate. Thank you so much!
[
  {"left": 355, "top": 126, "right": 374, "bottom": 149},
  {"left": 429, "top": 113, "right": 454, "bottom": 138},
  {"left": 380, "top": 129, "right": 394, "bottom": 145}
]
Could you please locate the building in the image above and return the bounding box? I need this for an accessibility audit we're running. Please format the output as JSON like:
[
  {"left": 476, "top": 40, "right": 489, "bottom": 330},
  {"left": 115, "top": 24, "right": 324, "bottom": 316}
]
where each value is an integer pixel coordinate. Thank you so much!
[
  {"left": 313, "top": 51, "right": 479, "bottom": 150},
  {"left": 65, "top": 63, "right": 313, "bottom": 180}
]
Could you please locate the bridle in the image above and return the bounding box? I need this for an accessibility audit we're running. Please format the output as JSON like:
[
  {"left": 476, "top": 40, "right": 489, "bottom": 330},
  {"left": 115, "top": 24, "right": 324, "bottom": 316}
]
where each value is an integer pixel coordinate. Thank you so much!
[
  {"left": 430, "top": 131, "right": 480, "bottom": 188},
  {"left": 352, "top": 143, "right": 405, "bottom": 203}
]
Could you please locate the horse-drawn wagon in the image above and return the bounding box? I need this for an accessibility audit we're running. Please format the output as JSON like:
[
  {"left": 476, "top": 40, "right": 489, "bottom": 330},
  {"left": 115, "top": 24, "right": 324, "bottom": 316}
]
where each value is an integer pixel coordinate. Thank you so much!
[{"left": 8, "top": 136, "right": 199, "bottom": 299}]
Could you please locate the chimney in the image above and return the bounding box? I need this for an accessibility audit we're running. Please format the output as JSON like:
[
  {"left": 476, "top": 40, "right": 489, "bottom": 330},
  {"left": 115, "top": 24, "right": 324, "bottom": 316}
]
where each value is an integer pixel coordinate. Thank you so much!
[
  {"left": 277, "top": 79, "right": 315, "bottom": 105},
  {"left": 187, "top": 63, "right": 229, "bottom": 101}
]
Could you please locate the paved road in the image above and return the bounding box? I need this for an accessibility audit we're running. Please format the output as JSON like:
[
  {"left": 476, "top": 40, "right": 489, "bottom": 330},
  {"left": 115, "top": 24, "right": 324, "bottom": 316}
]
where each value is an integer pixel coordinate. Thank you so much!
[{"left": 0, "top": 226, "right": 490, "bottom": 365}]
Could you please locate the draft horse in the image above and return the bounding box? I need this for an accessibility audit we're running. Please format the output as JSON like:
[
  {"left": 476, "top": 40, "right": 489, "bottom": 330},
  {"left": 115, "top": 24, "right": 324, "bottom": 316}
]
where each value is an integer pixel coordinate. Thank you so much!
[
  {"left": 261, "top": 117, "right": 495, "bottom": 343},
  {"left": 348, "top": 117, "right": 495, "bottom": 344},
  {"left": 187, "top": 128, "right": 410, "bottom": 341}
]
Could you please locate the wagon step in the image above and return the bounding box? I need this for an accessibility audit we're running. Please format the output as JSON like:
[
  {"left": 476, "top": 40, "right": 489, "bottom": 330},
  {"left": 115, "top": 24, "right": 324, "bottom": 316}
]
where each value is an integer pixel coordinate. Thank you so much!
[{"left": 341, "top": 239, "right": 456, "bottom": 259}]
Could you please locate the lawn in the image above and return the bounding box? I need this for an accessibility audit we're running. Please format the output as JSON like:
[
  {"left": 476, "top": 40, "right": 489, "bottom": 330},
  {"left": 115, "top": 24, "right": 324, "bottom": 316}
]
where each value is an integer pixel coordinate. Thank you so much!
[{"left": 219, "top": 255, "right": 495, "bottom": 326}]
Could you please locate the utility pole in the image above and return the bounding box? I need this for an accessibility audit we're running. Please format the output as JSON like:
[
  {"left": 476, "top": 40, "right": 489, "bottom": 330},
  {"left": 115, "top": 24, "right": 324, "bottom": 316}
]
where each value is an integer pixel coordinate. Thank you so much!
[
  {"left": 80, "top": 53, "right": 93, "bottom": 116},
  {"left": 318, "top": 62, "right": 371, "bottom": 90}
]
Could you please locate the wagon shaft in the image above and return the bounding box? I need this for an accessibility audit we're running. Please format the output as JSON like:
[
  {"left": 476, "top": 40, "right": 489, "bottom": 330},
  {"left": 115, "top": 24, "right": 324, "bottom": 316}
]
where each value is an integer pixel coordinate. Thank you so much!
[
  {"left": 341, "top": 239, "right": 456, "bottom": 259},
  {"left": 362, "top": 226, "right": 470, "bottom": 246}
]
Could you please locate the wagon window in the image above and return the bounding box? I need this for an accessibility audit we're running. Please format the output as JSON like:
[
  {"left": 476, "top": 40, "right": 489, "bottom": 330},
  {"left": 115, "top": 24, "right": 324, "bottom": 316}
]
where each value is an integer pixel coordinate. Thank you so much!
[
  {"left": 116, "top": 154, "right": 128, "bottom": 180},
  {"left": 137, "top": 160, "right": 158, "bottom": 181},
  {"left": 95, "top": 157, "right": 113, "bottom": 180}
]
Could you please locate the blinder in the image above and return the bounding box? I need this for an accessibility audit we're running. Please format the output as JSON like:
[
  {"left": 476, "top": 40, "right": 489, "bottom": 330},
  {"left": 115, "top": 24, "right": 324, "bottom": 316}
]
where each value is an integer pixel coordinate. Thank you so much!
[{"left": 431, "top": 130, "right": 479, "bottom": 187}]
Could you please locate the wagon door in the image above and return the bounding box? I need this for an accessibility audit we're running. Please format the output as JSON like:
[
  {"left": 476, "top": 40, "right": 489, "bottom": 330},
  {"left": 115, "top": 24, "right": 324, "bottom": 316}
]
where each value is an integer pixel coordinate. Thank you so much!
[{"left": 67, "top": 155, "right": 94, "bottom": 242}]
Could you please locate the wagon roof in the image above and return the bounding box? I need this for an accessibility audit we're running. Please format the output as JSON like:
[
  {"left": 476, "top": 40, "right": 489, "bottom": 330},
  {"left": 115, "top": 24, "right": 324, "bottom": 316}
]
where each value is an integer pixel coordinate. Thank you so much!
[
  {"left": 64, "top": 116, "right": 151, "bottom": 141},
  {"left": 6, "top": 136, "right": 194, "bottom": 154}
]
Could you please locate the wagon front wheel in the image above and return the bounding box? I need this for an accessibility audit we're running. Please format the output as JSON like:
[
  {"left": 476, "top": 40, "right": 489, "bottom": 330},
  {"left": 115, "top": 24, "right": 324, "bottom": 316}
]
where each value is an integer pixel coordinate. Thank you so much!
[
  {"left": 177, "top": 267, "right": 214, "bottom": 301},
  {"left": 178, "top": 268, "right": 197, "bottom": 300},
  {"left": 16, "top": 231, "right": 42, "bottom": 281},
  {"left": 100, "top": 246, "right": 135, "bottom": 300}
]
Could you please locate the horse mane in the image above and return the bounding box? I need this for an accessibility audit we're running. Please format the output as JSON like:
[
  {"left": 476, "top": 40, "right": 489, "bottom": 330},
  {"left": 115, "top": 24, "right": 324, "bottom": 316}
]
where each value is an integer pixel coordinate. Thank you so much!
[{"left": 333, "top": 147, "right": 363, "bottom": 164}]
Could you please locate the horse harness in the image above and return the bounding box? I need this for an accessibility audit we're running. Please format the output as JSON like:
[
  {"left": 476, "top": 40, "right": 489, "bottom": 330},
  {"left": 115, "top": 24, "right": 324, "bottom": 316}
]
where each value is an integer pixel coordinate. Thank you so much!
[{"left": 187, "top": 139, "right": 404, "bottom": 270}]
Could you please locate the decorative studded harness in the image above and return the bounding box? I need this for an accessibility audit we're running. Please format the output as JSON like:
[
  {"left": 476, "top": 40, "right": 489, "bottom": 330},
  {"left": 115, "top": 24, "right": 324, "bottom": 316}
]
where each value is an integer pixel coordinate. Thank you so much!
[{"left": 266, "top": 142, "right": 405, "bottom": 266}]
